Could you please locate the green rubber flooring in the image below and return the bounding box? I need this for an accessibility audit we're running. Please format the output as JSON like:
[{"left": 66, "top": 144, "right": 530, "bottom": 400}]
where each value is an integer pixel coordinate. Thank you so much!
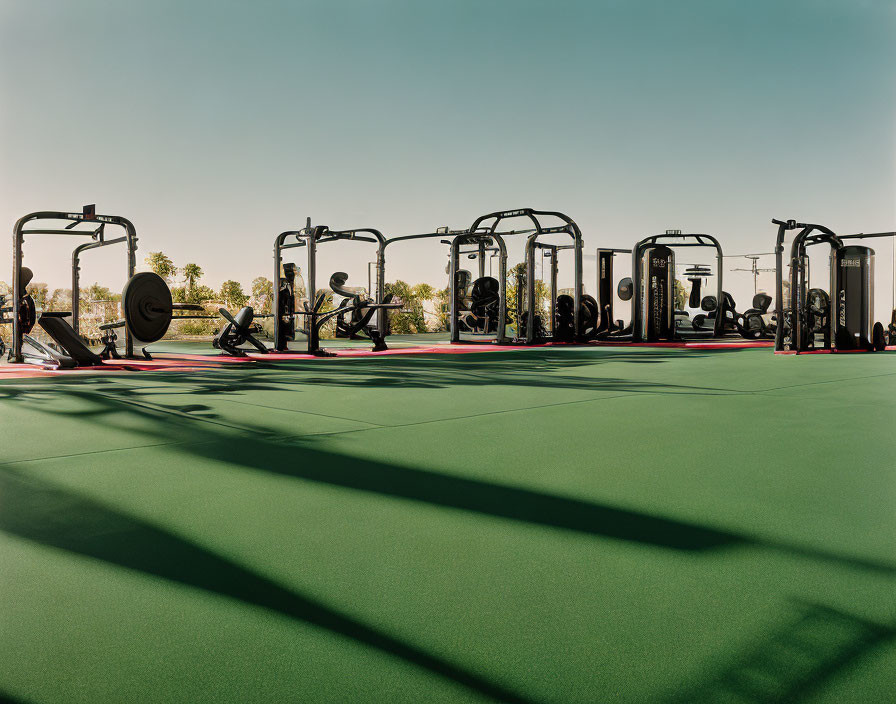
[{"left": 1, "top": 346, "right": 894, "bottom": 704}]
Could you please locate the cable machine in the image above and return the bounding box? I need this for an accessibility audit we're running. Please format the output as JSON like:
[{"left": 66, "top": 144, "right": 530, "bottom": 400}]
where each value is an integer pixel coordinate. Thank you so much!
[
  {"left": 773, "top": 218, "right": 894, "bottom": 353},
  {"left": 596, "top": 231, "right": 727, "bottom": 342}
]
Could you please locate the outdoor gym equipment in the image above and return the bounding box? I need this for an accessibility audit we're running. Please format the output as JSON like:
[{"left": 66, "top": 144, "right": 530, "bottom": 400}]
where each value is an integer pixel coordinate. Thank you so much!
[
  {"left": 491, "top": 208, "right": 592, "bottom": 344},
  {"left": 213, "top": 306, "right": 269, "bottom": 356},
  {"left": 689, "top": 291, "right": 775, "bottom": 340},
  {"left": 7, "top": 205, "right": 137, "bottom": 364},
  {"left": 381, "top": 225, "right": 510, "bottom": 344},
  {"left": 97, "top": 271, "right": 218, "bottom": 360},
  {"left": 1, "top": 267, "right": 215, "bottom": 368},
  {"left": 459, "top": 208, "right": 595, "bottom": 344},
  {"left": 595, "top": 231, "right": 764, "bottom": 342},
  {"left": 355, "top": 208, "right": 597, "bottom": 346},
  {"left": 329, "top": 272, "right": 394, "bottom": 350},
  {"left": 454, "top": 269, "right": 502, "bottom": 335},
  {"left": 0, "top": 266, "right": 101, "bottom": 368},
  {"left": 683, "top": 265, "right": 712, "bottom": 308},
  {"left": 772, "top": 219, "right": 895, "bottom": 353},
  {"left": 379, "top": 208, "right": 598, "bottom": 345},
  {"left": 272, "top": 220, "right": 402, "bottom": 356}
]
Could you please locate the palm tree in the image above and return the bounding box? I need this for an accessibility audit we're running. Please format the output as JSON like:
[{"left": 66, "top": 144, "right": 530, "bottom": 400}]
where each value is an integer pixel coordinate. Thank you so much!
[
  {"left": 219, "top": 280, "right": 248, "bottom": 309},
  {"left": 182, "top": 263, "right": 203, "bottom": 301},
  {"left": 145, "top": 252, "right": 176, "bottom": 282}
]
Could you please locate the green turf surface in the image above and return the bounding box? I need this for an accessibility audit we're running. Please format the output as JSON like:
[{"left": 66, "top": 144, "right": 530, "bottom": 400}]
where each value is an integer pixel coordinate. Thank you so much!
[{"left": 1, "top": 346, "right": 894, "bottom": 703}]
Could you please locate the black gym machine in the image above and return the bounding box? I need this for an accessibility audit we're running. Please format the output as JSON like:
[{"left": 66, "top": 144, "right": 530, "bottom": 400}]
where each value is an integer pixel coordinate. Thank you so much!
[
  {"left": 447, "top": 231, "right": 507, "bottom": 341},
  {"left": 595, "top": 230, "right": 772, "bottom": 343},
  {"left": 465, "top": 208, "right": 598, "bottom": 344},
  {"left": 253, "top": 219, "right": 402, "bottom": 357},
  {"left": 438, "top": 208, "right": 598, "bottom": 344},
  {"left": 371, "top": 208, "right": 599, "bottom": 346},
  {"left": 3, "top": 205, "right": 137, "bottom": 366},
  {"left": 772, "top": 219, "right": 895, "bottom": 353},
  {"left": 2, "top": 205, "right": 221, "bottom": 368},
  {"left": 375, "top": 224, "right": 509, "bottom": 344}
]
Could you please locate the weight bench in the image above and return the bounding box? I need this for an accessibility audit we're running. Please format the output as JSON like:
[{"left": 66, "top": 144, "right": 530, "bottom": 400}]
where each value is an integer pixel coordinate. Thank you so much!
[{"left": 213, "top": 307, "right": 269, "bottom": 356}]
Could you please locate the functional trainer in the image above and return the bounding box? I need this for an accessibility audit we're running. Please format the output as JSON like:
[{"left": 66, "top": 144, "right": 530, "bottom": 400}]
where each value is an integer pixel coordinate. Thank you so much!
[{"left": 772, "top": 219, "right": 894, "bottom": 353}]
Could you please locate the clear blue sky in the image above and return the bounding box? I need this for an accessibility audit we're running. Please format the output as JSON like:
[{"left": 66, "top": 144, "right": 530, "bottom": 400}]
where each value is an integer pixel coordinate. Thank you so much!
[{"left": 1, "top": 0, "right": 894, "bottom": 305}]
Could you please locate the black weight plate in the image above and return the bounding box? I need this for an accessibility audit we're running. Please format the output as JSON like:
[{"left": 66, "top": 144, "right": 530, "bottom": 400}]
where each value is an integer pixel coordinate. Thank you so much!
[
  {"left": 617, "top": 277, "right": 633, "bottom": 302},
  {"left": 873, "top": 322, "right": 886, "bottom": 351},
  {"left": 18, "top": 295, "right": 36, "bottom": 334},
  {"left": 739, "top": 313, "right": 763, "bottom": 339},
  {"left": 579, "top": 294, "right": 600, "bottom": 339},
  {"left": 556, "top": 294, "right": 575, "bottom": 315},
  {"left": 470, "top": 277, "right": 500, "bottom": 318},
  {"left": 19, "top": 267, "right": 34, "bottom": 295},
  {"left": 123, "top": 272, "right": 172, "bottom": 343},
  {"left": 808, "top": 288, "right": 829, "bottom": 314},
  {"left": 554, "top": 294, "right": 576, "bottom": 341},
  {"left": 455, "top": 269, "right": 473, "bottom": 294},
  {"left": 470, "top": 276, "right": 499, "bottom": 298},
  {"left": 701, "top": 295, "right": 717, "bottom": 312}
]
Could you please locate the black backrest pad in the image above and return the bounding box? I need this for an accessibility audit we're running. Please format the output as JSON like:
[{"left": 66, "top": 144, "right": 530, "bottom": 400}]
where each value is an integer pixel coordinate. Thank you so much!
[
  {"left": 752, "top": 293, "right": 772, "bottom": 313},
  {"left": 233, "top": 306, "right": 255, "bottom": 329},
  {"left": 37, "top": 315, "right": 103, "bottom": 365}
]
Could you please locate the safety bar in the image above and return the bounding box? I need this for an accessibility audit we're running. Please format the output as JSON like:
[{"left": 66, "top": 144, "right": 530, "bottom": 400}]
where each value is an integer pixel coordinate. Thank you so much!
[
  {"left": 840, "top": 231, "right": 896, "bottom": 240},
  {"left": 21, "top": 229, "right": 101, "bottom": 237}
]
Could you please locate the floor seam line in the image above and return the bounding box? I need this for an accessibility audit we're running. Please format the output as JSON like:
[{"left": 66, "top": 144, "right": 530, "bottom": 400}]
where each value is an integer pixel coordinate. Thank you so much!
[{"left": 220, "top": 398, "right": 384, "bottom": 426}]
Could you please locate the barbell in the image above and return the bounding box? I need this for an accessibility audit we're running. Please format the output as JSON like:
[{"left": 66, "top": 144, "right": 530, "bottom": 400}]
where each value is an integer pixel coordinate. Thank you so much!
[{"left": 122, "top": 272, "right": 217, "bottom": 343}]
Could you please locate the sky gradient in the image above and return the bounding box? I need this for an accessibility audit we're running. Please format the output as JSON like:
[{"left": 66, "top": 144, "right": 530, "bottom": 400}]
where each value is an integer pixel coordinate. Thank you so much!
[{"left": 1, "top": 0, "right": 894, "bottom": 306}]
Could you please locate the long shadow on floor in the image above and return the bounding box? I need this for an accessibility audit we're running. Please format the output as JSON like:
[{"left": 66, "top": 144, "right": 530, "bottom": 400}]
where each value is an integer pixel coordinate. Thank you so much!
[
  {"left": 38, "top": 348, "right": 747, "bottom": 404},
  {"left": 0, "top": 691, "right": 31, "bottom": 704},
  {"left": 249, "top": 347, "right": 745, "bottom": 393},
  {"left": 0, "top": 348, "right": 748, "bottom": 408},
  {"left": 2, "top": 376, "right": 892, "bottom": 570},
  {"left": 0, "top": 468, "right": 531, "bottom": 704},
  {"left": 1, "top": 358, "right": 893, "bottom": 701},
  {"left": 667, "top": 600, "right": 896, "bottom": 703}
]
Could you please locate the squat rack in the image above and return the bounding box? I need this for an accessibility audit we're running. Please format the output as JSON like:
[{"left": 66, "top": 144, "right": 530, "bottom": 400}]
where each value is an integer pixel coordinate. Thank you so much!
[
  {"left": 464, "top": 208, "right": 585, "bottom": 344},
  {"left": 377, "top": 208, "right": 584, "bottom": 344},
  {"left": 376, "top": 226, "right": 466, "bottom": 339},
  {"left": 10, "top": 204, "right": 137, "bottom": 362},
  {"left": 377, "top": 223, "right": 515, "bottom": 344}
]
